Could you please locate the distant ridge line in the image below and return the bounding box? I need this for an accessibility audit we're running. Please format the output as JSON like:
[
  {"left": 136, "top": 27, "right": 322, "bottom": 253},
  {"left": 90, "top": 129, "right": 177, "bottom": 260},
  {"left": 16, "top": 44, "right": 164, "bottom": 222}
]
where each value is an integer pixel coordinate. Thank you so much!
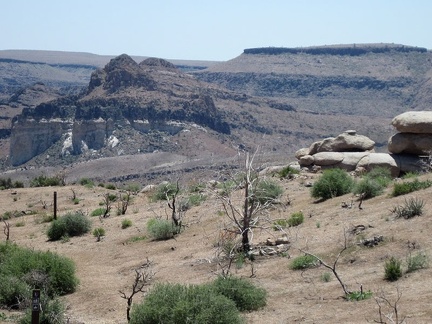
[{"left": 244, "top": 44, "right": 428, "bottom": 56}]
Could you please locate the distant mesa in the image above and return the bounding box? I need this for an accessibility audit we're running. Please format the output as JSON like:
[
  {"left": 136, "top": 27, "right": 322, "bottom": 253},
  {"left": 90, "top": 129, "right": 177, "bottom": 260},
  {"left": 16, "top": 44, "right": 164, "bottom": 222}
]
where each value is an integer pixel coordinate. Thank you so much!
[{"left": 244, "top": 43, "right": 428, "bottom": 56}]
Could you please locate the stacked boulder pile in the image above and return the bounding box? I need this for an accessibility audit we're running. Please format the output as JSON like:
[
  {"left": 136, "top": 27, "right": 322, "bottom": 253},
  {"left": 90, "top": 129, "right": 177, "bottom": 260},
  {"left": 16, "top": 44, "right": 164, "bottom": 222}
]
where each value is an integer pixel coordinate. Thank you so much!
[{"left": 295, "top": 111, "right": 431, "bottom": 177}]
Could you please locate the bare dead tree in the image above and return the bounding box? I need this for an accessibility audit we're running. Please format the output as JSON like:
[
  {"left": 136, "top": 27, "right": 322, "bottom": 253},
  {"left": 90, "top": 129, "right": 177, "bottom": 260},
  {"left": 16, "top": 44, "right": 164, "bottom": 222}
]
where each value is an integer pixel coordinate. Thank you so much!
[
  {"left": 119, "top": 258, "right": 155, "bottom": 322},
  {"left": 118, "top": 190, "right": 132, "bottom": 215},
  {"left": 374, "top": 287, "right": 406, "bottom": 324},
  {"left": 300, "top": 230, "right": 353, "bottom": 297},
  {"left": 3, "top": 219, "right": 10, "bottom": 241},
  {"left": 102, "top": 193, "right": 112, "bottom": 218},
  {"left": 166, "top": 179, "right": 185, "bottom": 232},
  {"left": 217, "top": 150, "right": 277, "bottom": 253}
]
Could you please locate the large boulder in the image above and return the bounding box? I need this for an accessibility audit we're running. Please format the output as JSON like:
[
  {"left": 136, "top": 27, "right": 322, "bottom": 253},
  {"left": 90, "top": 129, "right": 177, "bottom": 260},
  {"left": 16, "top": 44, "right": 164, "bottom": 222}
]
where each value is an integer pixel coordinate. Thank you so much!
[
  {"left": 357, "top": 153, "right": 400, "bottom": 177},
  {"left": 309, "top": 130, "right": 375, "bottom": 155},
  {"left": 388, "top": 133, "right": 432, "bottom": 155},
  {"left": 392, "top": 111, "right": 432, "bottom": 133}
]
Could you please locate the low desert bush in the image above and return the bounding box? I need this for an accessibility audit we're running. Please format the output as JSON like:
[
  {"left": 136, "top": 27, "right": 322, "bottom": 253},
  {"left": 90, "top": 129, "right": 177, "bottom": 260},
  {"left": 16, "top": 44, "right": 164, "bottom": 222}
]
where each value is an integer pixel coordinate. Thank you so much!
[
  {"left": 346, "top": 290, "right": 373, "bottom": 301},
  {"left": 147, "top": 218, "right": 177, "bottom": 240},
  {"left": 0, "top": 242, "right": 78, "bottom": 308},
  {"left": 211, "top": 276, "right": 267, "bottom": 311},
  {"left": 47, "top": 212, "right": 91, "bottom": 241},
  {"left": 311, "top": 168, "right": 354, "bottom": 200},
  {"left": 254, "top": 179, "right": 283, "bottom": 205},
  {"left": 273, "top": 219, "right": 289, "bottom": 230},
  {"left": 353, "top": 175, "right": 388, "bottom": 199},
  {"left": 129, "top": 283, "right": 242, "bottom": 324},
  {"left": 93, "top": 227, "right": 105, "bottom": 241},
  {"left": 121, "top": 219, "right": 132, "bottom": 229},
  {"left": 151, "top": 182, "right": 178, "bottom": 201},
  {"left": 105, "top": 183, "right": 116, "bottom": 190},
  {"left": 278, "top": 166, "right": 300, "bottom": 179},
  {"left": 287, "top": 211, "right": 304, "bottom": 227},
  {"left": 393, "top": 197, "right": 425, "bottom": 219},
  {"left": 91, "top": 208, "right": 106, "bottom": 217},
  {"left": 30, "top": 175, "right": 63, "bottom": 187},
  {"left": 391, "top": 178, "right": 432, "bottom": 197},
  {"left": 79, "top": 178, "right": 94, "bottom": 187},
  {"left": 406, "top": 251, "right": 429, "bottom": 273},
  {"left": 290, "top": 254, "right": 319, "bottom": 270},
  {"left": 384, "top": 257, "right": 402, "bottom": 281}
]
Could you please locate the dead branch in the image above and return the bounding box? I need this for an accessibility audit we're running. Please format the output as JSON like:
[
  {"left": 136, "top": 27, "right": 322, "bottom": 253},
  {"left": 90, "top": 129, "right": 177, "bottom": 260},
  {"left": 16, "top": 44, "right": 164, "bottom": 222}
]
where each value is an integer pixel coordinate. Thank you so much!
[
  {"left": 374, "top": 287, "right": 406, "bottom": 324},
  {"left": 119, "top": 258, "right": 155, "bottom": 322},
  {"left": 3, "top": 219, "right": 10, "bottom": 241}
]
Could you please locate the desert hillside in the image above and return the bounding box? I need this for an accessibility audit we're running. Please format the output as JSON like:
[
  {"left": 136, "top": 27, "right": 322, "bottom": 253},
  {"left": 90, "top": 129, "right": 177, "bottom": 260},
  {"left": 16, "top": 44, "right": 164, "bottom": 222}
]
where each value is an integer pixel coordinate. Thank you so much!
[{"left": 1, "top": 163, "right": 432, "bottom": 323}]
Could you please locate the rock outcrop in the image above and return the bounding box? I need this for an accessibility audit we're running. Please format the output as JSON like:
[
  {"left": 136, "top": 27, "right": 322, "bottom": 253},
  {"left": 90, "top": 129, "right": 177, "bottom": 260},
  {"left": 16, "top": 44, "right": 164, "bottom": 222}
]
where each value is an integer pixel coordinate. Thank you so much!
[{"left": 388, "top": 111, "right": 432, "bottom": 155}]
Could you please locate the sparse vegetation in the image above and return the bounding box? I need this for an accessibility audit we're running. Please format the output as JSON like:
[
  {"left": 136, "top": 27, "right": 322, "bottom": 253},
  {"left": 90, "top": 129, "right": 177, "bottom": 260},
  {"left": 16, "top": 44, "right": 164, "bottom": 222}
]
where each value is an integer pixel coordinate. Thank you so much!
[
  {"left": 147, "top": 218, "right": 177, "bottom": 240},
  {"left": 79, "top": 178, "right": 94, "bottom": 187},
  {"left": 311, "top": 168, "right": 354, "bottom": 200},
  {"left": 121, "top": 219, "right": 132, "bottom": 229},
  {"left": 290, "top": 254, "right": 319, "bottom": 270},
  {"left": 392, "top": 197, "right": 425, "bottom": 219},
  {"left": 91, "top": 208, "right": 106, "bottom": 217},
  {"left": 391, "top": 178, "right": 432, "bottom": 197},
  {"left": 151, "top": 182, "right": 178, "bottom": 201},
  {"left": 30, "top": 175, "right": 64, "bottom": 187},
  {"left": 406, "top": 251, "right": 428, "bottom": 273},
  {"left": 384, "top": 257, "right": 402, "bottom": 281},
  {"left": 254, "top": 179, "right": 283, "bottom": 205},
  {"left": 346, "top": 289, "right": 373, "bottom": 301},
  {"left": 278, "top": 165, "right": 300, "bottom": 179},
  {"left": 47, "top": 211, "right": 91, "bottom": 241},
  {"left": 353, "top": 167, "right": 392, "bottom": 199},
  {"left": 0, "top": 178, "right": 24, "bottom": 189},
  {"left": 287, "top": 211, "right": 304, "bottom": 227},
  {"left": 93, "top": 227, "right": 105, "bottom": 241}
]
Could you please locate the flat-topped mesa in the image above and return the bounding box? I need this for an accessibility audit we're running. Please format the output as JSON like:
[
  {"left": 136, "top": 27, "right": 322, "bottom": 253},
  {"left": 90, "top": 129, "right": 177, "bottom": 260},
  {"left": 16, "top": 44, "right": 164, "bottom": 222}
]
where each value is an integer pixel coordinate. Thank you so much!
[{"left": 244, "top": 44, "right": 428, "bottom": 56}]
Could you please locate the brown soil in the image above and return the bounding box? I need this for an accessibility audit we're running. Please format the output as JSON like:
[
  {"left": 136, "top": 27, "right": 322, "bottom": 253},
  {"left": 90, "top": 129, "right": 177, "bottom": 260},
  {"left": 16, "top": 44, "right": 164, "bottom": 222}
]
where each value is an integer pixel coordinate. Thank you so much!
[{"left": 1, "top": 171, "right": 432, "bottom": 323}]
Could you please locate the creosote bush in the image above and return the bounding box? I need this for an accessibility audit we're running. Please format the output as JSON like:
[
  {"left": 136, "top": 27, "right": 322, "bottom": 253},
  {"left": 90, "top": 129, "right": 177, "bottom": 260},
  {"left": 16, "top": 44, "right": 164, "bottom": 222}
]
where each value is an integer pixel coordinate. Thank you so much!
[
  {"left": 47, "top": 211, "right": 91, "bottom": 241},
  {"left": 290, "top": 254, "right": 319, "bottom": 270},
  {"left": 0, "top": 242, "right": 78, "bottom": 309},
  {"left": 287, "top": 211, "right": 304, "bottom": 227},
  {"left": 353, "top": 167, "right": 391, "bottom": 199},
  {"left": 384, "top": 257, "right": 402, "bottom": 281},
  {"left": 391, "top": 178, "right": 432, "bottom": 197},
  {"left": 147, "top": 218, "right": 177, "bottom": 240},
  {"left": 254, "top": 179, "right": 283, "bottom": 205},
  {"left": 278, "top": 165, "right": 300, "bottom": 179},
  {"left": 130, "top": 276, "right": 267, "bottom": 324},
  {"left": 212, "top": 276, "right": 267, "bottom": 311},
  {"left": 311, "top": 168, "right": 354, "bottom": 200}
]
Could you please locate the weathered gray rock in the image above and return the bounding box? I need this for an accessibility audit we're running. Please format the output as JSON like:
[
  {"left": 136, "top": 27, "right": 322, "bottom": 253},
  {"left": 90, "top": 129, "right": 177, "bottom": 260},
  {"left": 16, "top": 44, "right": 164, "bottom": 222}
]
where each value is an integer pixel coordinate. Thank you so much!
[
  {"left": 388, "top": 132, "right": 432, "bottom": 155},
  {"left": 309, "top": 131, "right": 374, "bottom": 155},
  {"left": 295, "top": 147, "right": 310, "bottom": 159},
  {"left": 392, "top": 111, "right": 432, "bottom": 133},
  {"left": 312, "top": 152, "right": 344, "bottom": 166},
  {"left": 299, "top": 155, "right": 314, "bottom": 166},
  {"left": 357, "top": 153, "right": 400, "bottom": 177}
]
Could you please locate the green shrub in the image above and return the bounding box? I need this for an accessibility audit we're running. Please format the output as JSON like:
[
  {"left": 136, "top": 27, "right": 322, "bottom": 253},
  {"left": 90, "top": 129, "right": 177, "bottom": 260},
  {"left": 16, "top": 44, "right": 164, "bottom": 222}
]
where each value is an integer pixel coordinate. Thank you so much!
[
  {"left": 384, "top": 257, "right": 402, "bottom": 281},
  {"left": 105, "top": 183, "right": 116, "bottom": 190},
  {"left": 287, "top": 211, "right": 304, "bottom": 227},
  {"left": 79, "top": 178, "right": 94, "bottom": 187},
  {"left": 147, "top": 219, "right": 177, "bottom": 240},
  {"left": 151, "top": 183, "right": 178, "bottom": 201},
  {"left": 254, "top": 179, "right": 283, "bottom": 205},
  {"left": 407, "top": 251, "right": 428, "bottom": 273},
  {"left": 212, "top": 276, "right": 266, "bottom": 311},
  {"left": 129, "top": 283, "right": 242, "bottom": 324},
  {"left": 393, "top": 197, "right": 425, "bottom": 219},
  {"left": 353, "top": 177, "right": 386, "bottom": 199},
  {"left": 290, "top": 254, "right": 319, "bottom": 270},
  {"left": 391, "top": 179, "right": 432, "bottom": 197},
  {"left": 0, "top": 242, "right": 78, "bottom": 307},
  {"left": 346, "top": 290, "right": 373, "bottom": 301},
  {"left": 47, "top": 212, "right": 91, "bottom": 241},
  {"left": 0, "top": 178, "right": 23, "bottom": 189},
  {"left": 121, "top": 219, "right": 132, "bottom": 229},
  {"left": 30, "top": 175, "right": 63, "bottom": 187},
  {"left": 311, "top": 168, "right": 354, "bottom": 200},
  {"left": 91, "top": 208, "right": 106, "bottom": 217},
  {"left": 278, "top": 165, "right": 300, "bottom": 179},
  {"left": 187, "top": 193, "right": 206, "bottom": 207},
  {"left": 189, "top": 182, "right": 205, "bottom": 193},
  {"left": 125, "top": 183, "right": 141, "bottom": 194},
  {"left": 93, "top": 227, "right": 105, "bottom": 240}
]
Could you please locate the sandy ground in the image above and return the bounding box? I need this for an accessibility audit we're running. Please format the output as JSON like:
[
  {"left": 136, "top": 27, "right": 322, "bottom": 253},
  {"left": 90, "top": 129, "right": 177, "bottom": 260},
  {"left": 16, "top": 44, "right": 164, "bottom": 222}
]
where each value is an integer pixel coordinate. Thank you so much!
[{"left": 1, "top": 171, "right": 432, "bottom": 323}]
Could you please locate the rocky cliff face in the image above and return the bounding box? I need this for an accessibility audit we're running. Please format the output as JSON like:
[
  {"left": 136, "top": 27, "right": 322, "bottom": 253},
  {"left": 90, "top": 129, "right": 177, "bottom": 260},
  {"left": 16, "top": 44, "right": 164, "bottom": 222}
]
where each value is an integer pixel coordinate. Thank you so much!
[{"left": 9, "top": 55, "right": 234, "bottom": 166}]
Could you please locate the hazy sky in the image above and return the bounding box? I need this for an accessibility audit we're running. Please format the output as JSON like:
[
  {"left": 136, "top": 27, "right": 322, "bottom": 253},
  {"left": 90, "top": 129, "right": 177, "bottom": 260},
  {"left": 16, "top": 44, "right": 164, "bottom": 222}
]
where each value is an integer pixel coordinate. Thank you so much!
[{"left": 2, "top": 0, "right": 431, "bottom": 61}]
